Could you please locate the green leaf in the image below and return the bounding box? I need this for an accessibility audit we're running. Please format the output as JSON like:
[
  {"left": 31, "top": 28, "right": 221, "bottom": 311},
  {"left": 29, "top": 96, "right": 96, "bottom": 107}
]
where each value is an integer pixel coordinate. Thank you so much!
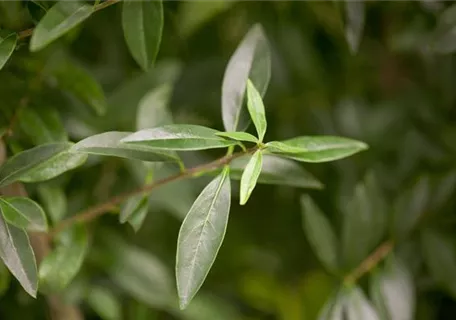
[
  {"left": 71, "top": 132, "right": 179, "bottom": 162},
  {"left": 19, "top": 106, "right": 68, "bottom": 145},
  {"left": 120, "top": 195, "right": 149, "bottom": 232},
  {"left": 317, "top": 290, "right": 344, "bottom": 320},
  {"left": 246, "top": 79, "right": 267, "bottom": 141},
  {"left": 37, "top": 185, "right": 67, "bottom": 224},
  {"left": 240, "top": 150, "right": 262, "bottom": 205},
  {"left": 39, "top": 225, "right": 88, "bottom": 292},
  {"left": 0, "top": 143, "right": 87, "bottom": 187},
  {"left": 122, "top": 0, "right": 163, "bottom": 71},
  {"left": 51, "top": 60, "right": 107, "bottom": 115},
  {"left": 421, "top": 229, "right": 456, "bottom": 298},
  {"left": 222, "top": 24, "right": 271, "bottom": 132},
  {"left": 30, "top": 1, "right": 93, "bottom": 52},
  {"left": 0, "top": 31, "right": 17, "bottom": 70},
  {"left": 215, "top": 132, "right": 258, "bottom": 144},
  {"left": 122, "top": 125, "right": 237, "bottom": 151},
  {"left": 370, "top": 257, "right": 415, "bottom": 320},
  {"left": 0, "top": 262, "right": 11, "bottom": 298},
  {"left": 176, "top": 167, "right": 231, "bottom": 309},
  {"left": 266, "top": 136, "right": 368, "bottom": 163},
  {"left": 300, "top": 195, "right": 339, "bottom": 273},
  {"left": 430, "top": 4, "right": 456, "bottom": 53},
  {"left": 345, "top": 0, "right": 365, "bottom": 54},
  {"left": 229, "top": 154, "right": 323, "bottom": 189},
  {"left": 137, "top": 84, "right": 173, "bottom": 130},
  {"left": 0, "top": 197, "right": 47, "bottom": 232},
  {"left": 345, "top": 287, "right": 380, "bottom": 320},
  {"left": 87, "top": 286, "right": 121, "bottom": 320},
  {"left": 0, "top": 214, "right": 37, "bottom": 297}
]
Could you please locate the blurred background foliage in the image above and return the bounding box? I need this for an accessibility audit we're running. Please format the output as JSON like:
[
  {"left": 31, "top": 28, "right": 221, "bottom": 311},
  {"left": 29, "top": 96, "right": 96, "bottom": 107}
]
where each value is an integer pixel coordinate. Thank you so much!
[{"left": 2, "top": 0, "right": 456, "bottom": 319}]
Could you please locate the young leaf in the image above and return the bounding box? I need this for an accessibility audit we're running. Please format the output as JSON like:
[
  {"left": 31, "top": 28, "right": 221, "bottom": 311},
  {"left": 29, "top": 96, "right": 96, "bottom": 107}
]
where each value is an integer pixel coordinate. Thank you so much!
[
  {"left": 222, "top": 24, "right": 271, "bottom": 132},
  {"left": 229, "top": 154, "right": 323, "bottom": 189},
  {"left": 215, "top": 132, "right": 258, "bottom": 144},
  {"left": 300, "top": 195, "right": 339, "bottom": 272},
  {"left": 345, "top": 287, "right": 380, "bottom": 320},
  {"left": 176, "top": 167, "right": 231, "bottom": 309},
  {"left": 122, "top": 0, "right": 163, "bottom": 71},
  {"left": 19, "top": 106, "right": 68, "bottom": 145},
  {"left": 0, "top": 197, "right": 47, "bottom": 232},
  {"left": 37, "top": 185, "right": 67, "bottom": 223},
  {"left": 0, "top": 143, "right": 87, "bottom": 187},
  {"left": 39, "top": 225, "right": 88, "bottom": 292},
  {"left": 137, "top": 83, "right": 173, "bottom": 130},
  {"left": 246, "top": 79, "right": 267, "bottom": 141},
  {"left": 122, "top": 124, "right": 237, "bottom": 151},
  {"left": 87, "top": 286, "right": 122, "bottom": 320},
  {"left": 0, "top": 214, "right": 37, "bottom": 297},
  {"left": 345, "top": 0, "right": 365, "bottom": 54},
  {"left": 30, "top": 1, "right": 94, "bottom": 51},
  {"left": 0, "top": 32, "right": 17, "bottom": 70},
  {"left": 71, "top": 131, "right": 179, "bottom": 162},
  {"left": 266, "top": 136, "right": 368, "bottom": 163},
  {"left": 120, "top": 195, "right": 149, "bottom": 232},
  {"left": 240, "top": 150, "right": 263, "bottom": 205}
]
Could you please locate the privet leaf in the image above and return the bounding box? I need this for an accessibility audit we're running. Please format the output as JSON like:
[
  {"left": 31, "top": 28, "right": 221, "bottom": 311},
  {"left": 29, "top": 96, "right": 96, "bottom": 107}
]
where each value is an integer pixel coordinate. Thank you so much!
[
  {"left": 122, "top": 0, "right": 163, "bottom": 71},
  {"left": 345, "top": 287, "right": 380, "bottom": 320},
  {"left": 0, "top": 197, "right": 47, "bottom": 232},
  {"left": 30, "top": 1, "right": 93, "bottom": 51},
  {"left": 222, "top": 24, "right": 271, "bottom": 131},
  {"left": 37, "top": 185, "right": 67, "bottom": 223},
  {"left": 39, "top": 225, "right": 88, "bottom": 292},
  {"left": 87, "top": 286, "right": 122, "bottom": 320},
  {"left": 122, "top": 125, "right": 237, "bottom": 151},
  {"left": 240, "top": 150, "right": 262, "bottom": 205},
  {"left": 300, "top": 195, "right": 339, "bottom": 272},
  {"left": 71, "top": 132, "right": 179, "bottom": 162},
  {"left": 19, "top": 106, "right": 68, "bottom": 145},
  {"left": 120, "top": 195, "right": 149, "bottom": 232},
  {"left": 137, "top": 84, "right": 173, "bottom": 130},
  {"left": 345, "top": 0, "right": 365, "bottom": 54},
  {"left": 266, "top": 136, "right": 368, "bottom": 163},
  {"left": 176, "top": 167, "right": 231, "bottom": 309},
  {"left": 215, "top": 132, "right": 258, "bottom": 144},
  {"left": 0, "top": 143, "right": 87, "bottom": 187},
  {"left": 0, "top": 214, "right": 37, "bottom": 297},
  {"left": 246, "top": 79, "right": 267, "bottom": 141},
  {"left": 0, "top": 31, "right": 17, "bottom": 70}
]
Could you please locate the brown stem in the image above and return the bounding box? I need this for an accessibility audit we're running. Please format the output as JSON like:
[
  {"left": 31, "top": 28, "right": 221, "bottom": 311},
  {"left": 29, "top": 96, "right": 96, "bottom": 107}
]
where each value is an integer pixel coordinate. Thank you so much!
[
  {"left": 50, "top": 147, "right": 256, "bottom": 236},
  {"left": 344, "top": 240, "right": 394, "bottom": 284}
]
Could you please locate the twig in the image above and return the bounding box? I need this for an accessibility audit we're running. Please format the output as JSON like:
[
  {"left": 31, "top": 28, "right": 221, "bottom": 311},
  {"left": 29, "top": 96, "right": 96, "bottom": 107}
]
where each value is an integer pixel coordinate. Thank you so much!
[
  {"left": 50, "top": 147, "right": 256, "bottom": 236},
  {"left": 343, "top": 240, "right": 394, "bottom": 284}
]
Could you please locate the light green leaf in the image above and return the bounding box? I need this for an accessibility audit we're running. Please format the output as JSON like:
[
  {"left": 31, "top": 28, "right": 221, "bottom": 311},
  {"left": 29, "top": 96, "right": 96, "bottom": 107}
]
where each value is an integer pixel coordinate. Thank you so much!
[
  {"left": 345, "top": 287, "right": 380, "bottom": 320},
  {"left": 176, "top": 168, "right": 231, "bottom": 309},
  {"left": 71, "top": 131, "right": 179, "bottom": 162},
  {"left": 222, "top": 24, "right": 271, "bottom": 131},
  {"left": 39, "top": 225, "right": 88, "bottom": 292},
  {"left": 87, "top": 286, "right": 121, "bottom": 320},
  {"left": 267, "top": 136, "right": 368, "bottom": 163},
  {"left": 317, "top": 290, "right": 344, "bottom": 320},
  {"left": 300, "top": 195, "right": 338, "bottom": 273},
  {"left": 246, "top": 79, "right": 267, "bottom": 141},
  {"left": 240, "top": 150, "right": 262, "bottom": 205},
  {"left": 37, "top": 185, "right": 67, "bottom": 223},
  {"left": 421, "top": 229, "right": 456, "bottom": 298},
  {"left": 215, "top": 132, "right": 258, "bottom": 144},
  {"left": 345, "top": 0, "right": 365, "bottom": 54},
  {"left": 0, "top": 197, "right": 47, "bottom": 232},
  {"left": 19, "top": 106, "right": 68, "bottom": 145},
  {"left": 137, "top": 84, "right": 173, "bottom": 130},
  {"left": 51, "top": 60, "right": 106, "bottom": 115},
  {"left": 229, "top": 154, "right": 323, "bottom": 189},
  {"left": 30, "top": 1, "right": 93, "bottom": 51},
  {"left": 0, "top": 31, "right": 17, "bottom": 70},
  {"left": 0, "top": 214, "right": 37, "bottom": 297},
  {"left": 0, "top": 143, "right": 87, "bottom": 187},
  {"left": 122, "top": 0, "right": 163, "bottom": 71},
  {"left": 122, "top": 125, "right": 237, "bottom": 151},
  {"left": 120, "top": 195, "right": 149, "bottom": 232}
]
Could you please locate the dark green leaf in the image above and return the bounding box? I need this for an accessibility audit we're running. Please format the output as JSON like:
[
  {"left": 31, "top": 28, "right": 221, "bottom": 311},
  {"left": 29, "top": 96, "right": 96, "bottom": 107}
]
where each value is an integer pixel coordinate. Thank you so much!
[
  {"left": 430, "top": 4, "right": 456, "bottom": 53},
  {"left": 345, "top": 287, "right": 380, "bottom": 320},
  {"left": 246, "top": 79, "right": 267, "bottom": 141},
  {"left": 122, "top": 0, "right": 163, "bottom": 71},
  {"left": 0, "top": 31, "right": 17, "bottom": 70},
  {"left": 300, "top": 195, "right": 339, "bottom": 272},
  {"left": 37, "top": 185, "right": 67, "bottom": 223},
  {"left": 0, "top": 197, "right": 47, "bottom": 232},
  {"left": 19, "top": 106, "right": 68, "bottom": 145},
  {"left": 137, "top": 83, "right": 173, "bottom": 130},
  {"left": 222, "top": 24, "right": 271, "bottom": 131},
  {"left": 39, "top": 225, "right": 88, "bottom": 292},
  {"left": 215, "top": 132, "right": 258, "bottom": 144},
  {"left": 176, "top": 167, "right": 231, "bottom": 309},
  {"left": 122, "top": 125, "right": 237, "bottom": 151},
  {"left": 0, "top": 143, "right": 87, "bottom": 187},
  {"left": 0, "top": 214, "right": 37, "bottom": 297},
  {"left": 30, "top": 1, "right": 93, "bottom": 51},
  {"left": 71, "top": 131, "right": 179, "bottom": 162},
  {"left": 0, "top": 262, "right": 11, "bottom": 298},
  {"left": 345, "top": 1, "right": 365, "bottom": 54},
  {"left": 120, "top": 195, "right": 149, "bottom": 232},
  {"left": 87, "top": 286, "right": 121, "bottom": 320},
  {"left": 240, "top": 150, "right": 262, "bottom": 205}
]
